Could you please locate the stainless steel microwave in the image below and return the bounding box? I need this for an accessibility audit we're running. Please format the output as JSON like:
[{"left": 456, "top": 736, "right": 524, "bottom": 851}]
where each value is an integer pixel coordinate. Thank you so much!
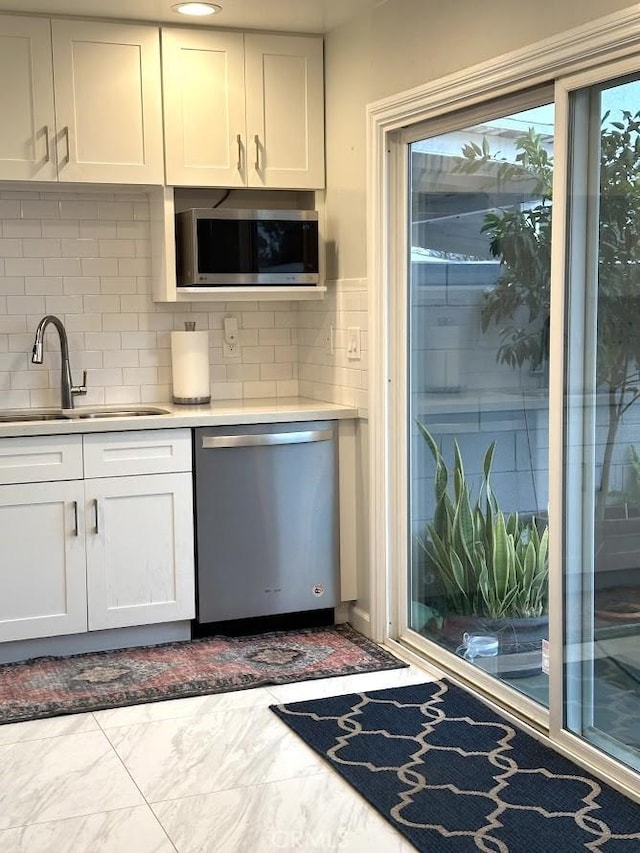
[{"left": 175, "top": 208, "right": 320, "bottom": 287}]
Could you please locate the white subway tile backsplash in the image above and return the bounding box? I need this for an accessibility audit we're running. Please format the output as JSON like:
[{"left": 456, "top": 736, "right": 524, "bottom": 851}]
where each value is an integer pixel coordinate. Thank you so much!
[
  {"left": 59, "top": 201, "right": 99, "bottom": 220},
  {"left": 258, "top": 328, "right": 291, "bottom": 345},
  {"left": 243, "top": 380, "right": 276, "bottom": 398},
  {"left": 41, "top": 221, "right": 80, "bottom": 238},
  {"left": 260, "top": 363, "right": 293, "bottom": 381},
  {"left": 63, "top": 276, "right": 101, "bottom": 295},
  {"left": 121, "top": 295, "right": 152, "bottom": 313},
  {"left": 0, "top": 190, "right": 362, "bottom": 409},
  {"left": 225, "top": 362, "right": 260, "bottom": 382},
  {"left": 102, "top": 313, "right": 138, "bottom": 332},
  {"left": 98, "top": 202, "right": 134, "bottom": 220},
  {"left": 99, "top": 238, "right": 136, "bottom": 258},
  {"left": 5, "top": 258, "right": 43, "bottom": 277},
  {"left": 10, "top": 370, "right": 49, "bottom": 390},
  {"left": 118, "top": 257, "right": 150, "bottom": 276},
  {"left": 44, "top": 258, "right": 83, "bottom": 277},
  {"left": 80, "top": 221, "right": 118, "bottom": 239},
  {"left": 0, "top": 276, "right": 25, "bottom": 295},
  {"left": 85, "top": 332, "right": 122, "bottom": 351},
  {"left": 83, "top": 295, "right": 120, "bottom": 313},
  {"left": 104, "top": 350, "right": 140, "bottom": 368},
  {"left": 63, "top": 313, "right": 103, "bottom": 333},
  {"left": 3, "top": 220, "right": 42, "bottom": 238},
  {"left": 100, "top": 276, "right": 137, "bottom": 295},
  {"left": 81, "top": 258, "right": 118, "bottom": 276},
  {"left": 121, "top": 330, "right": 156, "bottom": 350},
  {"left": 242, "top": 345, "right": 275, "bottom": 363},
  {"left": 242, "top": 311, "right": 274, "bottom": 329},
  {"left": 62, "top": 238, "right": 99, "bottom": 258},
  {"left": 0, "top": 200, "right": 20, "bottom": 218},
  {"left": 22, "top": 238, "right": 62, "bottom": 258},
  {"left": 7, "top": 295, "right": 45, "bottom": 315},
  {"left": 25, "top": 277, "right": 63, "bottom": 295},
  {"left": 0, "top": 238, "right": 22, "bottom": 257},
  {"left": 44, "top": 294, "right": 83, "bottom": 314},
  {"left": 123, "top": 366, "right": 157, "bottom": 386},
  {"left": 20, "top": 200, "right": 59, "bottom": 219}
]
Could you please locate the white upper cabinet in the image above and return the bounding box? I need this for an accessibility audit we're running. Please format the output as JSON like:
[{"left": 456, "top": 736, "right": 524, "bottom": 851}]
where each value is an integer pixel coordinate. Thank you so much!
[
  {"left": 162, "top": 29, "right": 246, "bottom": 188},
  {"left": 162, "top": 29, "right": 324, "bottom": 189},
  {"left": 244, "top": 34, "right": 324, "bottom": 190},
  {"left": 0, "top": 16, "right": 57, "bottom": 181},
  {"left": 0, "top": 15, "right": 163, "bottom": 184},
  {"left": 52, "top": 20, "right": 164, "bottom": 184}
]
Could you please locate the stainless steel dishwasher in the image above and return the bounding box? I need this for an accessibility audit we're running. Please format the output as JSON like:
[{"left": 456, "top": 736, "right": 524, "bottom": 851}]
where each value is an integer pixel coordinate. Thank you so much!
[{"left": 193, "top": 420, "right": 339, "bottom": 623}]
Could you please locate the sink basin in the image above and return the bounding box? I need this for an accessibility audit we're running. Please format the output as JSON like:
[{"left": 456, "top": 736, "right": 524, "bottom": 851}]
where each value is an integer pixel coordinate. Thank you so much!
[
  {"left": 70, "top": 407, "right": 171, "bottom": 419},
  {"left": 0, "top": 406, "right": 171, "bottom": 424},
  {"left": 0, "top": 410, "right": 68, "bottom": 423}
]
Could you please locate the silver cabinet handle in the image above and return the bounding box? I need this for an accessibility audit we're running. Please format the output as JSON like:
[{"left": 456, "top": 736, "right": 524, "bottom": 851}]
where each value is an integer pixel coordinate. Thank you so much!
[
  {"left": 61, "top": 126, "right": 70, "bottom": 165},
  {"left": 44, "top": 126, "right": 50, "bottom": 163},
  {"left": 202, "top": 429, "right": 333, "bottom": 449},
  {"left": 93, "top": 498, "right": 99, "bottom": 534},
  {"left": 254, "top": 134, "right": 260, "bottom": 171},
  {"left": 73, "top": 500, "right": 79, "bottom": 536},
  {"left": 236, "top": 133, "right": 242, "bottom": 171}
]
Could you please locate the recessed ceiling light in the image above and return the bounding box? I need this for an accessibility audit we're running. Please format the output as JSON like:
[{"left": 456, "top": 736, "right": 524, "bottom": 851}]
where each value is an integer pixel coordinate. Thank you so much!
[{"left": 171, "top": 2, "right": 222, "bottom": 16}]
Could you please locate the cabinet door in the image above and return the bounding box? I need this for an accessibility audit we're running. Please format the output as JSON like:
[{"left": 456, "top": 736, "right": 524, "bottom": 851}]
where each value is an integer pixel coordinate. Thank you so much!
[
  {"left": 162, "top": 28, "right": 246, "bottom": 187},
  {"left": 0, "top": 16, "right": 57, "bottom": 181},
  {"left": 51, "top": 19, "right": 164, "bottom": 184},
  {"left": 85, "top": 473, "right": 195, "bottom": 630},
  {"left": 244, "top": 34, "right": 325, "bottom": 189},
  {"left": 0, "top": 481, "right": 87, "bottom": 642}
]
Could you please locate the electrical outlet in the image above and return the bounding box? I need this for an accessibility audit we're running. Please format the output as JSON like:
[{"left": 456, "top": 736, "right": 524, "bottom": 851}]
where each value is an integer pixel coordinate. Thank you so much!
[
  {"left": 223, "top": 316, "right": 240, "bottom": 358},
  {"left": 322, "top": 325, "right": 335, "bottom": 356},
  {"left": 347, "top": 326, "right": 361, "bottom": 360}
]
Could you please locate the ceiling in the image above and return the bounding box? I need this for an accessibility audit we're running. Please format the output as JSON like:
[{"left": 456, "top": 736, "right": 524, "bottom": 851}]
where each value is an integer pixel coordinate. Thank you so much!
[{"left": 0, "top": 0, "right": 379, "bottom": 34}]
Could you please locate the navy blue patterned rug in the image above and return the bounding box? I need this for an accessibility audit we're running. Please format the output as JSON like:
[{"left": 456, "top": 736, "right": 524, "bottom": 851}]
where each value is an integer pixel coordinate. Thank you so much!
[{"left": 271, "top": 680, "right": 640, "bottom": 851}]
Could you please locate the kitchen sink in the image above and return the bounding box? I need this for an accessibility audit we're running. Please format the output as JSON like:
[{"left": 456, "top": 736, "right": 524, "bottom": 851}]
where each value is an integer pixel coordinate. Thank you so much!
[
  {"left": 0, "top": 410, "right": 68, "bottom": 423},
  {"left": 0, "top": 406, "right": 171, "bottom": 424},
  {"left": 70, "top": 407, "right": 171, "bottom": 419}
]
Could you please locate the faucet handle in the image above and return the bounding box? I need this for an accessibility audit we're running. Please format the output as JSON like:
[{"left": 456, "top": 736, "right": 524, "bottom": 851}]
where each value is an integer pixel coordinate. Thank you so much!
[{"left": 72, "top": 370, "right": 88, "bottom": 397}]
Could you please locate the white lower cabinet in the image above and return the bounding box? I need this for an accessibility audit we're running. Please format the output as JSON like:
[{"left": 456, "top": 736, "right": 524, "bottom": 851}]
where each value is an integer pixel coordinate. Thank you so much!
[
  {"left": 85, "top": 472, "right": 194, "bottom": 630},
  {"left": 0, "top": 429, "right": 195, "bottom": 644},
  {"left": 0, "top": 480, "right": 87, "bottom": 642}
]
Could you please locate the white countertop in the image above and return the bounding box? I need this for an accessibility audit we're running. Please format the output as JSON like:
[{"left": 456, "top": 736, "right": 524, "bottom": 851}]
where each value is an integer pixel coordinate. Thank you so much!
[{"left": 0, "top": 397, "right": 358, "bottom": 439}]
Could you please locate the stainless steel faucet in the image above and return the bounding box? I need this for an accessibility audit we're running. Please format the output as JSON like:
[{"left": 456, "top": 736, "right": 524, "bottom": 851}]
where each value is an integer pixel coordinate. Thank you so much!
[{"left": 32, "top": 315, "right": 87, "bottom": 409}]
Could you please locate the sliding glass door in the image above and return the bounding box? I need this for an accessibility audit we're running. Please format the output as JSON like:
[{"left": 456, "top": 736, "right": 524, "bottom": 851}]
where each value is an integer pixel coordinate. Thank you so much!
[
  {"left": 563, "top": 73, "right": 640, "bottom": 773},
  {"left": 406, "top": 95, "right": 554, "bottom": 707}
]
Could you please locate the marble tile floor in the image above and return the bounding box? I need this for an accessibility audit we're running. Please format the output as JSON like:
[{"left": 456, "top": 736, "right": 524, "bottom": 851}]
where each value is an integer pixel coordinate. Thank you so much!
[{"left": 0, "top": 662, "right": 434, "bottom": 852}]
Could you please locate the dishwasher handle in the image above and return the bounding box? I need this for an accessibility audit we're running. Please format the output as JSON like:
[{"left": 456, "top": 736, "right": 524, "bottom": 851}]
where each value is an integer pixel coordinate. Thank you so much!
[{"left": 201, "top": 428, "right": 334, "bottom": 449}]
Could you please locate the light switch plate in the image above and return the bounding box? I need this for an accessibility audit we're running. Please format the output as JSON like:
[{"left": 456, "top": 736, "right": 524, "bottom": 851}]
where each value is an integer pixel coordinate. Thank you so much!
[{"left": 347, "top": 326, "right": 361, "bottom": 360}]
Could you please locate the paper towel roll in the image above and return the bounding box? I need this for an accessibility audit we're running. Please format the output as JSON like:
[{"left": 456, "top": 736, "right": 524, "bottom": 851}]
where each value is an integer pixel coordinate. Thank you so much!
[{"left": 171, "top": 330, "right": 211, "bottom": 404}]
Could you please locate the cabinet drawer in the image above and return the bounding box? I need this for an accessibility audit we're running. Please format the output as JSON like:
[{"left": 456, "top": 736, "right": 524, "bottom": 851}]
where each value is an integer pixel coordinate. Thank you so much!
[
  {"left": 83, "top": 429, "right": 192, "bottom": 478},
  {"left": 0, "top": 435, "right": 83, "bottom": 485}
]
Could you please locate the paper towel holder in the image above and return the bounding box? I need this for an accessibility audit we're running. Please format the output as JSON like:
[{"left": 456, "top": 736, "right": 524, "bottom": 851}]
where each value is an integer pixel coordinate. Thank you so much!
[{"left": 171, "top": 322, "right": 211, "bottom": 405}]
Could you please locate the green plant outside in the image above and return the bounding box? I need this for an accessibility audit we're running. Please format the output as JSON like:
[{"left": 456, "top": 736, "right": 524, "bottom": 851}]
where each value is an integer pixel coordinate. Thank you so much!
[{"left": 417, "top": 423, "right": 549, "bottom": 620}]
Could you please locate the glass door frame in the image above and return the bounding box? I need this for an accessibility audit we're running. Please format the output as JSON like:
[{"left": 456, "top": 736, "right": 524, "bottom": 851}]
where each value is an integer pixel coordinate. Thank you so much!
[
  {"left": 366, "top": 13, "right": 640, "bottom": 799},
  {"left": 389, "top": 89, "right": 555, "bottom": 734},
  {"left": 550, "top": 55, "right": 640, "bottom": 792}
]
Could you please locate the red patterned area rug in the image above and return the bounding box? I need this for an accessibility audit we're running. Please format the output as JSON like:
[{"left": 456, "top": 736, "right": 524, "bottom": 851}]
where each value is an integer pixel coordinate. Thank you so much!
[{"left": 0, "top": 624, "right": 406, "bottom": 725}]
